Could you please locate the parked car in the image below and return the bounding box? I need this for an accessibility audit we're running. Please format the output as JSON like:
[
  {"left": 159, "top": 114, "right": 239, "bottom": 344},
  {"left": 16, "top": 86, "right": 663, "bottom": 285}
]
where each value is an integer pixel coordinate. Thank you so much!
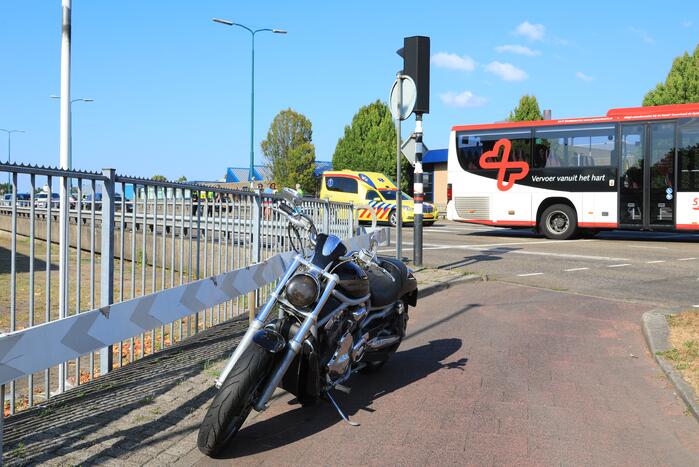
[
  {"left": 81, "top": 193, "right": 130, "bottom": 212},
  {"left": 35, "top": 192, "right": 60, "bottom": 209},
  {"left": 1, "top": 193, "right": 31, "bottom": 207}
]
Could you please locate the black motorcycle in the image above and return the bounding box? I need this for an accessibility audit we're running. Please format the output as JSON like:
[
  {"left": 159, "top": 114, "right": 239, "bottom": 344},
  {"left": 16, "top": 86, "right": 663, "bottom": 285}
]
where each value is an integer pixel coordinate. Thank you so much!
[{"left": 197, "top": 189, "right": 418, "bottom": 457}]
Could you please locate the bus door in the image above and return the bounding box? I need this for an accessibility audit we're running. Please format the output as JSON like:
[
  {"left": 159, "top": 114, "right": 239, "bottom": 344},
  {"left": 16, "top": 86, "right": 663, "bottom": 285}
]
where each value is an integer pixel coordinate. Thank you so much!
[{"left": 619, "top": 122, "right": 676, "bottom": 228}]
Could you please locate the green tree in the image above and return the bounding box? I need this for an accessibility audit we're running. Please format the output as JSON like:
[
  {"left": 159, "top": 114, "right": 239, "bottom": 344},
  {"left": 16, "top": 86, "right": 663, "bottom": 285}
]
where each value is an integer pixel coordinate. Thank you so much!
[
  {"left": 260, "top": 109, "right": 317, "bottom": 194},
  {"left": 152, "top": 175, "right": 167, "bottom": 182},
  {"left": 643, "top": 45, "right": 699, "bottom": 106},
  {"left": 0, "top": 182, "right": 11, "bottom": 194},
  {"left": 175, "top": 176, "right": 187, "bottom": 183},
  {"left": 508, "top": 95, "right": 543, "bottom": 122},
  {"left": 332, "top": 100, "right": 411, "bottom": 192}
]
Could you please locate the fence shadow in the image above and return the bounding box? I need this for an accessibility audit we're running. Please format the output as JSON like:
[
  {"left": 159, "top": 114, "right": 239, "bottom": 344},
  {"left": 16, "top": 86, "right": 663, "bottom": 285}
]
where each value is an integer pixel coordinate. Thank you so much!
[
  {"left": 0, "top": 245, "right": 55, "bottom": 275},
  {"left": 2, "top": 317, "right": 249, "bottom": 465}
]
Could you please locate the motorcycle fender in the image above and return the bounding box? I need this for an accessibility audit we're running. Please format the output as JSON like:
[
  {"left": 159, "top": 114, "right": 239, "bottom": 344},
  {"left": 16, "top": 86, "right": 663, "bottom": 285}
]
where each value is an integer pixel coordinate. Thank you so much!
[
  {"left": 252, "top": 329, "right": 286, "bottom": 353},
  {"left": 280, "top": 338, "right": 319, "bottom": 404},
  {"left": 402, "top": 273, "right": 418, "bottom": 307}
]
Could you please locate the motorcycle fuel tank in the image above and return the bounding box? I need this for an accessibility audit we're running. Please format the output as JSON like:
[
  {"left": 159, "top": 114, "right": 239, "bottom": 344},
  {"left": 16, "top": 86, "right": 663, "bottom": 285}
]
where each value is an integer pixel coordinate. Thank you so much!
[{"left": 335, "top": 261, "right": 370, "bottom": 299}]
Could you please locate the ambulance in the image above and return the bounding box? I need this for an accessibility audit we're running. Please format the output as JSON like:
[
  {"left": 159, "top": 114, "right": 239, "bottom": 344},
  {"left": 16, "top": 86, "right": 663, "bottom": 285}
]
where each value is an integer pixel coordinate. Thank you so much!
[{"left": 320, "top": 170, "right": 438, "bottom": 226}]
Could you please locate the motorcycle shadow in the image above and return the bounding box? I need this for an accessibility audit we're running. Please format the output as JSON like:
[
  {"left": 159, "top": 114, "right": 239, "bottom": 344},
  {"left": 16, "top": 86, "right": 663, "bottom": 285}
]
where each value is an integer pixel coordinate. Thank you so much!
[{"left": 217, "top": 337, "right": 465, "bottom": 459}]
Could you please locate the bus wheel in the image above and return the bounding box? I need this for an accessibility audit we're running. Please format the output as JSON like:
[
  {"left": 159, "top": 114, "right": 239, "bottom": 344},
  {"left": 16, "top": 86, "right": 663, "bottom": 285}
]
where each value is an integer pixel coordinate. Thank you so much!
[{"left": 540, "top": 204, "right": 578, "bottom": 240}]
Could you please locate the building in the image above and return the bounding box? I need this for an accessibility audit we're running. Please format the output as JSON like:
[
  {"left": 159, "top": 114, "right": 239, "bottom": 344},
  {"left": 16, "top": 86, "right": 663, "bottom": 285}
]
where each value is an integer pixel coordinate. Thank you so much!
[{"left": 422, "top": 148, "right": 448, "bottom": 214}]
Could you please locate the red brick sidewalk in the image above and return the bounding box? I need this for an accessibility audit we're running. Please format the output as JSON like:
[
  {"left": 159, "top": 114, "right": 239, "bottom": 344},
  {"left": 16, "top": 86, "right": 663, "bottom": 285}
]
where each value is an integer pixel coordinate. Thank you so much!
[{"left": 189, "top": 282, "right": 699, "bottom": 466}]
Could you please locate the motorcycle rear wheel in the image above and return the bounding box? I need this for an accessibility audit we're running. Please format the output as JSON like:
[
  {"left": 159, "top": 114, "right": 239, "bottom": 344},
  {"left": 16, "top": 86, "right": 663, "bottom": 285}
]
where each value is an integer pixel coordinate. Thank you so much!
[{"left": 197, "top": 345, "right": 273, "bottom": 457}]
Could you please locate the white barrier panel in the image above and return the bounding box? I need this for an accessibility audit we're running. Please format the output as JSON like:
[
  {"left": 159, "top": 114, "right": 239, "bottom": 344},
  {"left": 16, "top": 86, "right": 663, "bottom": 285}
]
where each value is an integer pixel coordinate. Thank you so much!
[{"left": 0, "top": 228, "right": 390, "bottom": 386}]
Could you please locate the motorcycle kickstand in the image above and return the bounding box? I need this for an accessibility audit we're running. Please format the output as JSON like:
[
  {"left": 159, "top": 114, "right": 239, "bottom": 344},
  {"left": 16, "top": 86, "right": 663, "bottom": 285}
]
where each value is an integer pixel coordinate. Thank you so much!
[{"left": 325, "top": 390, "right": 360, "bottom": 427}]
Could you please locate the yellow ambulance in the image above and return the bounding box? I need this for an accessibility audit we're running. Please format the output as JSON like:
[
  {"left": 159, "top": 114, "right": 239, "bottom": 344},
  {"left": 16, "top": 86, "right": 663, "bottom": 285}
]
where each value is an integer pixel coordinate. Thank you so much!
[{"left": 320, "top": 170, "right": 438, "bottom": 226}]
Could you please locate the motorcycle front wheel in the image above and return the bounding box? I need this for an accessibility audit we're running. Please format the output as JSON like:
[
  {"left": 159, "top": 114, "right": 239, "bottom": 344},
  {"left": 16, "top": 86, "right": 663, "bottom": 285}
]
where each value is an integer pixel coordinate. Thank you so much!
[{"left": 197, "top": 344, "right": 273, "bottom": 457}]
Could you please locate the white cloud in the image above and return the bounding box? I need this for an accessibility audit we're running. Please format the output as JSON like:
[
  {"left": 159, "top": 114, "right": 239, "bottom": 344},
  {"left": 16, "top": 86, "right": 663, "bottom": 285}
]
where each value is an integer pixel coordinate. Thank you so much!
[
  {"left": 495, "top": 44, "right": 541, "bottom": 56},
  {"left": 484, "top": 61, "right": 528, "bottom": 81},
  {"left": 629, "top": 27, "right": 655, "bottom": 44},
  {"left": 576, "top": 71, "right": 593, "bottom": 81},
  {"left": 514, "top": 21, "right": 545, "bottom": 41},
  {"left": 431, "top": 52, "right": 476, "bottom": 72},
  {"left": 682, "top": 20, "right": 693, "bottom": 28},
  {"left": 440, "top": 91, "right": 487, "bottom": 108}
]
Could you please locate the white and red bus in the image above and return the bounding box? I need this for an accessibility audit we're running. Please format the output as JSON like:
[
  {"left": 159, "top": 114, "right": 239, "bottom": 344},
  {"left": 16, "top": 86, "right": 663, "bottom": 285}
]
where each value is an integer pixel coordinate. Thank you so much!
[{"left": 446, "top": 103, "right": 699, "bottom": 239}]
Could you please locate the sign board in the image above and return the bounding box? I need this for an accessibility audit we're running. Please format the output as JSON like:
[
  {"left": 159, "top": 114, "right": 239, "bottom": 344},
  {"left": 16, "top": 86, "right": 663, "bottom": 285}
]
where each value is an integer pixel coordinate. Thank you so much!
[
  {"left": 389, "top": 76, "right": 416, "bottom": 121},
  {"left": 401, "top": 133, "right": 428, "bottom": 166}
]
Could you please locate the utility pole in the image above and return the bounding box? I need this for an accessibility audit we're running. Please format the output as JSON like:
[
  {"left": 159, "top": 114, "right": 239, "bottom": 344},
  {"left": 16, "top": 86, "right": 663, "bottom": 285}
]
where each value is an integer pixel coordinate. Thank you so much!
[
  {"left": 58, "top": 0, "right": 72, "bottom": 391},
  {"left": 395, "top": 75, "right": 403, "bottom": 261}
]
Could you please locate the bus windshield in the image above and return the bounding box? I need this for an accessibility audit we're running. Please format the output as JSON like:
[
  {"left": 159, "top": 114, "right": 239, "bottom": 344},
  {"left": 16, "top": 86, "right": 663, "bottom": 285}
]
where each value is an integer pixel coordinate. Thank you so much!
[{"left": 379, "top": 190, "right": 411, "bottom": 201}]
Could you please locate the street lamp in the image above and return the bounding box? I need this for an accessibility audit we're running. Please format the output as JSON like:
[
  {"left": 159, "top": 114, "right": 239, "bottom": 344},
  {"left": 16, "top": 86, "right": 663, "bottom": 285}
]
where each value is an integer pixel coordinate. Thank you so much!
[
  {"left": 0, "top": 128, "right": 25, "bottom": 190},
  {"left": 50, "top": 95, "right": 94, "bottom": 169},
  {"left": 212, "top": 18, "right": 287, "bottom": 181}
]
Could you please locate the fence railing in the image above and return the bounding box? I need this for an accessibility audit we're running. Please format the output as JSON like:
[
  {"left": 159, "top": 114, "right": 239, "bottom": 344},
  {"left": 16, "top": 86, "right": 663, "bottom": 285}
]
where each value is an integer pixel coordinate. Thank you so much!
[{"left": 0, "top": 162, "right": 359, "bottom": 419}]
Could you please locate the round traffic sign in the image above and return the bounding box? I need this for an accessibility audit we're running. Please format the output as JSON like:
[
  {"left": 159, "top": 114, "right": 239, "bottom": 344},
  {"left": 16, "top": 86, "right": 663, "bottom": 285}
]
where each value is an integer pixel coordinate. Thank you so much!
[{"left": 389, "top": 76, "right": 417, "bottom": 121}]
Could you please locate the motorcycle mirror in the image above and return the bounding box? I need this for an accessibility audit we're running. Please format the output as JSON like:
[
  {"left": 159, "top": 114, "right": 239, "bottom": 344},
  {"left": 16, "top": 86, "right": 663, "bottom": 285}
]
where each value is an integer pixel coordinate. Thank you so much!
[{"left": 281, "top": 187, "right": 301, "bottom": 205}]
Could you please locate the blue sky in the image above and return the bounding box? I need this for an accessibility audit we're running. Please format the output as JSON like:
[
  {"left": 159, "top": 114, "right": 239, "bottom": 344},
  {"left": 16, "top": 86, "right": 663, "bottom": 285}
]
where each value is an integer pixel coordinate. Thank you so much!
[{"left": 1, "top": 1, "right": 697, "bottom": 181}]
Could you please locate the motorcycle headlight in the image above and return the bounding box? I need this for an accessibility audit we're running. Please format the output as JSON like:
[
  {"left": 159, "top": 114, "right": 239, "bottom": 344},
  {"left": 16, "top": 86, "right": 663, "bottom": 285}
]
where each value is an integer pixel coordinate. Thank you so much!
[{"left": 285, "top": 273, "right": 319, "bottom": 308}]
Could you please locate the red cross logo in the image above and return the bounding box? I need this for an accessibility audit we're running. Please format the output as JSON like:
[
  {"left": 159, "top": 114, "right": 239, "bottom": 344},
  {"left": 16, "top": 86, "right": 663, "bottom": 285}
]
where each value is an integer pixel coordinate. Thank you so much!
[{"left": 479, "top": 138, "right": 530, "bottom": 191}]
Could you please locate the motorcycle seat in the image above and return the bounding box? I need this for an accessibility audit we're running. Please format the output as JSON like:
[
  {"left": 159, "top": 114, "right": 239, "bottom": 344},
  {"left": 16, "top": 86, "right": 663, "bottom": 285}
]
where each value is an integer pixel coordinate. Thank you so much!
[{"left": 368, "top": 257, "right": 408, "bottom": 308}]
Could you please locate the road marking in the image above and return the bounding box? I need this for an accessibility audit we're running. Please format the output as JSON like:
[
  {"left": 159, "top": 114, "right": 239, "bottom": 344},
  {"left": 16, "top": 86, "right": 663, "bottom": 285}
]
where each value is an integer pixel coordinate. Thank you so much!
[
  {"left": 694, "top": 305, "right": 699, "bottom": 308},
  {"left": 646, "top": 260, "right": 665, "bottom": 264},
  {"left": 518, "top": 272, "right": 543, "bottom": 277},
  {"left": 564, "top": 267, "right": 589, "bottom": 272},
  {"left": 608, "top": 264, "right": 631, "bottom": 268},
  {"left": 677, "top": 257, "right": 696, "bottom": 261},
  {"left": 629, "top": 245, "right": 668, "bottom": 250}
]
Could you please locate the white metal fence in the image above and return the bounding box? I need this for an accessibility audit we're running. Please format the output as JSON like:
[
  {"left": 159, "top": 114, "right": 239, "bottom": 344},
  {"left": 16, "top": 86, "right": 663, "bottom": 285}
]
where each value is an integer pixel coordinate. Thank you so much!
[{"left": 0, "top": 162, "right": 357, "bottom": 418}]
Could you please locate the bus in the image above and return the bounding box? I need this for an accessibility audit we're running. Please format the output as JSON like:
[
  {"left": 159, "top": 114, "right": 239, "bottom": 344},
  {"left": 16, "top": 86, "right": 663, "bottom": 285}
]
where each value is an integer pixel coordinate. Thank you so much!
[{"left": 446, "top": 102, "right": 699, "bottom": 239}]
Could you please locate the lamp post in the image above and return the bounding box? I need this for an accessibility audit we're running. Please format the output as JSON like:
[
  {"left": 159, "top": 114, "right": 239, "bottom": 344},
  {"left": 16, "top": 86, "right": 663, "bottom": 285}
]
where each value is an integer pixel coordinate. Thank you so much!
[
  {"left": 212, "top": 18, "right": 286, "bottom": 180},
  {"left": 50, "top": 95, "right": 93, "bottom": 169},
  {"left": 0, "top": 129, "right": 25, "bottom": 191}
]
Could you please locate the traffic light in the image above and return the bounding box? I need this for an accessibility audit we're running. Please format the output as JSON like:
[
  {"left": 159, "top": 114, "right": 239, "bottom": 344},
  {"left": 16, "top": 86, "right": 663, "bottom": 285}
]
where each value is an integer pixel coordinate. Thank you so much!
[{"left": 397, "top": 36, "right": 430, "bottom": 115}]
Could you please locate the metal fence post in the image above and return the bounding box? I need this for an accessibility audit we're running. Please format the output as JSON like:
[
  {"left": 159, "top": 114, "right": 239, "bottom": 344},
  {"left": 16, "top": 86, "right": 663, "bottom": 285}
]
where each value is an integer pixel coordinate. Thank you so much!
[
  {"left": 100, "top": 168, "right": 116, "bottom": 375},
  {"left": 322, "top": 199, "right": 331, "bottom": 234},
  {"left": 249, "top": 192, "right": 262, "bottom": 323}
]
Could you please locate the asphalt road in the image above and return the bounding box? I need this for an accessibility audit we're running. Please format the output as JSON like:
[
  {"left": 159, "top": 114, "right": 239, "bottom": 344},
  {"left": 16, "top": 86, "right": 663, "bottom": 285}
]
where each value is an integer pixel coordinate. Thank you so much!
[{"left": 384, "top": 221, "right": 699, "bottom": 309}]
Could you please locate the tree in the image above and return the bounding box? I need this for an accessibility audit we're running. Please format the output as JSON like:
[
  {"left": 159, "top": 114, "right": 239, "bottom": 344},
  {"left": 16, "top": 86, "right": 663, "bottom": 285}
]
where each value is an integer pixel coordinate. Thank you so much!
[
  {"left": 176, "top": 176, "right": 187, "bottom": 183},
  {"left": 152, "top": 175, "right": 167, "bottom": 182},
  {"left": 260, "top": 109, "right": 317, "bottom": 194},
  {"left": 643, "top": 45, "right": 699, "bottom": 106},
  {"left": 332, "top": 100, "right": 411, "bottom": 192},
  {"left": 0, "top": 183, "right": 11, "bottom": 194},
  {"left": 508, "top": 95, "right": 543, "bottom": 122}
]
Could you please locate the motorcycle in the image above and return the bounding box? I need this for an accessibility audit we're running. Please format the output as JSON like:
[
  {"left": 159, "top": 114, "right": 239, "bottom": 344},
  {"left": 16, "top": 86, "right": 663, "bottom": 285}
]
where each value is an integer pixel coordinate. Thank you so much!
[{"left": 197, "top": 188, "right": 418, "bottom": 457}]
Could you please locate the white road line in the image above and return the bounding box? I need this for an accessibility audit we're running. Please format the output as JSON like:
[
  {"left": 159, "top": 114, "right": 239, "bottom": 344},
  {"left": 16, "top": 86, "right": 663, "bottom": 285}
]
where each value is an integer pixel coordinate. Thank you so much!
[
  {"left": 678, "top": 257, "right": 697, "bottom": 261},
  {"left": 646, "top": 260, "right": 665, "bottom": 264},
  {"left": 629, "top": 245, "right": 668, "bottom": 250},
  {"left": 564, "top": 267, "right": 589, "bottom": 272},
  {"left": 518, "top": 272, "right": 544, "bottom": 277},
  {"left": 693, "top": 305, "right": 699, "bottom": 308},
  {"left": 608, "top": 264, "right": 631, "bottom": 268}
]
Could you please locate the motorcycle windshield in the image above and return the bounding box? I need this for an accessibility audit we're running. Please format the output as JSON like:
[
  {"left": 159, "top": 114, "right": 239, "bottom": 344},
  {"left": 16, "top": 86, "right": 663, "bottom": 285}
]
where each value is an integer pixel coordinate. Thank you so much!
[{"left": 311, "top": 234, "right": 347, "bottom": 269}]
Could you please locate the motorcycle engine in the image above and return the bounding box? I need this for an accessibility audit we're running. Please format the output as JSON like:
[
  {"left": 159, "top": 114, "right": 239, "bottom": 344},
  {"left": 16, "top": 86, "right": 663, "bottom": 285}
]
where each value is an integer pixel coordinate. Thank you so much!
[{"left": 327, "top": 331, "right": 353, "bottom": 381}]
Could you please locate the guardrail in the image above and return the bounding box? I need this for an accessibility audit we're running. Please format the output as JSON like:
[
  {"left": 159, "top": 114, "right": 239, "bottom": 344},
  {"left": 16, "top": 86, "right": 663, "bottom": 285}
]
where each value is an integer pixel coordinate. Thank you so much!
[{"left": 0, "top": 162, "right": 359, "bottom": 428}]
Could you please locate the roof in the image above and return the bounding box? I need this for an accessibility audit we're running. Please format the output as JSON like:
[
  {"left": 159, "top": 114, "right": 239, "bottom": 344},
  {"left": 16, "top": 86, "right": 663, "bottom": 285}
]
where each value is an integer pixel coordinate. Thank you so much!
[
  {"left": 452, "top": 102, "right": 699, "bottom": 133},
  {"left": 314, "top": 160, "right": 333, "bottom": 177},
  {"left": 225, "top": 166, "right": 268, "bottom": 182},
  {"left": 422, "top": 149, "right": 448, "bottom": 164}
]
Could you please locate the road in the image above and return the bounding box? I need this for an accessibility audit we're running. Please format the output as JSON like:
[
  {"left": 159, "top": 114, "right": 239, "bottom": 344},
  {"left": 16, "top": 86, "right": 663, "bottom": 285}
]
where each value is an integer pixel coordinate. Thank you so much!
[{"left": 388, "top": 222, "right": 699, "bottom": 309}]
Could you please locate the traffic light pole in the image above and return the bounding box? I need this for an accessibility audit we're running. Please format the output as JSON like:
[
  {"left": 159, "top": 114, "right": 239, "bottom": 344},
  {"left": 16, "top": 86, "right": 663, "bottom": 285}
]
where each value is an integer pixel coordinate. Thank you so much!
[{"left": 413, "top": 114, "right": 423, "bottom": 267}]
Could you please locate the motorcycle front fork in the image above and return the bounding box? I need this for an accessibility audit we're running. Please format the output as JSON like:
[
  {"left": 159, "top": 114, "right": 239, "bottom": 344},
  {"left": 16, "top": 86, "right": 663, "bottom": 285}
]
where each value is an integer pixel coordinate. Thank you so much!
[{"left": 214, "top": 254, "right": 339, "bottom": 413}]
